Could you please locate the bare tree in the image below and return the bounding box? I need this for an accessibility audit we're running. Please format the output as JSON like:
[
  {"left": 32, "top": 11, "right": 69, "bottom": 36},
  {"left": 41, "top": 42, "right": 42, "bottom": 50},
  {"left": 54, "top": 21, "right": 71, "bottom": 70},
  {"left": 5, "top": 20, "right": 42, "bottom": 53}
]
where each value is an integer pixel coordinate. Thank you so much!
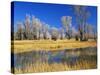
[
  {"left": 16, "top": 22, "right": 24, "bottom": 40},
  {"left": 51, "top": 27, "right": 59, "bottom": 41},
  {"left": 73, "top": 6, "right": 90, "bottom": 41},
  {"left": 61, "top": 16, "right": 72, "bottom": 39},
  {"left": 24, "top": 14, "right": 31, "bottom": 40},
  {"left": 42, "top": 23, "right": 50, "bottom": 39},
  {"left": 86, "top": 24, "right": 91, "bottom": 39},
  {"left": 87, "top": 25, "right": 97, "bottom": 40},
  {"left": 92, "top": 26, "right": 97, "bottom": 41},
  {"left": 32, "top": 16, "right": 42, "bottom": 40},
  {"left": 59, "top": 28, "right": 65, "bottom": 39}
]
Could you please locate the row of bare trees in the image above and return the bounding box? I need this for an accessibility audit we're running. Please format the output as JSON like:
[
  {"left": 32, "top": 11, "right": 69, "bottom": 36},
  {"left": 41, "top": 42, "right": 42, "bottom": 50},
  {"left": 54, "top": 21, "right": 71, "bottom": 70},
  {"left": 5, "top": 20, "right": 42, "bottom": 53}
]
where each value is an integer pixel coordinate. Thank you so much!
[
  {"left": 14, "top": 6, "right": 97, "bottom": 41},
  {"left": 14, "top": 15, "right": 72, "bottom": 40}
]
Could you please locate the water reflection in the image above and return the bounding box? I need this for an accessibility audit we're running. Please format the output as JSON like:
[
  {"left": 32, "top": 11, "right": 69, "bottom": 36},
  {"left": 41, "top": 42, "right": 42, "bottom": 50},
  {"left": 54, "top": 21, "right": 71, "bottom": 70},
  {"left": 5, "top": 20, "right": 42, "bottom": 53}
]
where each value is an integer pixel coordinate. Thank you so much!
[{"left": 13, "top": 47, "right": 97, "bottom": 69}]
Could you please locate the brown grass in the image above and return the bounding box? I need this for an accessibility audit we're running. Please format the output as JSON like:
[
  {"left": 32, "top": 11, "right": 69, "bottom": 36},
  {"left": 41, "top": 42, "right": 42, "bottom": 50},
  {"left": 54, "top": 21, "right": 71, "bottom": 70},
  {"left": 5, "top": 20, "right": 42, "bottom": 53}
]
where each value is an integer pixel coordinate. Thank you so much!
[
  {"left": 11, "top": 39, "right": 97, "bottom": 54},
  {"left": 14, "top": 60, "right": 97, "bottom": 74}
]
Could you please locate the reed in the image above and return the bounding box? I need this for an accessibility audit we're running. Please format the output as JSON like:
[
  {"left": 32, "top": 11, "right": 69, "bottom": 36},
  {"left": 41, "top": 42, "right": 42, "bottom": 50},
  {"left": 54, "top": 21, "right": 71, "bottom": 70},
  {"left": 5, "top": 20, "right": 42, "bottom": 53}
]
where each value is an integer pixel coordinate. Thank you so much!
[{"left": 14, "top": 59, "right": 97, "bottom": 74}]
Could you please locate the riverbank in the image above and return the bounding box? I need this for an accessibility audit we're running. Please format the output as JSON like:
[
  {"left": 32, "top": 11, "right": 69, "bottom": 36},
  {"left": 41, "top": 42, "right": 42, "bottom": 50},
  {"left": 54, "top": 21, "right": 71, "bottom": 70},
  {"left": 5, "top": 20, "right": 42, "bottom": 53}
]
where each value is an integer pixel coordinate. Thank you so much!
[{"left": 11, "top": 39, "right": 97, "bottom": 53}]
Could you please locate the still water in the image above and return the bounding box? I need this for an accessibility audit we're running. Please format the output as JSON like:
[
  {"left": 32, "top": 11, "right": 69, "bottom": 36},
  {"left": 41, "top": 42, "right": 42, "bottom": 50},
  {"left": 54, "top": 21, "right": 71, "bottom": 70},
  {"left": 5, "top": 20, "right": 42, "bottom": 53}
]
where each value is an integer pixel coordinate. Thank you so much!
[{"left": 12, "top": 47, "right": 97, "bottom": 70}]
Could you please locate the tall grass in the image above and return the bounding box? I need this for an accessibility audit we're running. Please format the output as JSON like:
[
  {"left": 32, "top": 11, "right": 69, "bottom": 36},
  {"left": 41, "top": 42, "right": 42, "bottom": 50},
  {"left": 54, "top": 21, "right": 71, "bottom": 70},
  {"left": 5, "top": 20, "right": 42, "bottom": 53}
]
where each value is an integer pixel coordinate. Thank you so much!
[{"left": 14, "top": 59, "right": 97, "bottom": 74}]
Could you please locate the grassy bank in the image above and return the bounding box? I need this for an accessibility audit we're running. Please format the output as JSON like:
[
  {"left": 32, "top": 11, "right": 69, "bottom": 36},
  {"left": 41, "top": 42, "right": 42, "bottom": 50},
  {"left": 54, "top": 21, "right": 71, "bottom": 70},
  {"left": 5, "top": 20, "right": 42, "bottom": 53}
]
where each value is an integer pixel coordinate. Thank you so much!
[{"left": 11, "top": 39, "right": 97, "bottom": 53}]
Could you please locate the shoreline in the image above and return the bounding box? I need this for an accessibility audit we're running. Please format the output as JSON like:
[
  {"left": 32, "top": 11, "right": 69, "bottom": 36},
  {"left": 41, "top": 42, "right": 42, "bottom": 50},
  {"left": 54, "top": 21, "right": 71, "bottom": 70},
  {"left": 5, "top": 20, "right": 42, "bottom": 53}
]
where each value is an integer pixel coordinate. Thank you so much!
[{"left": 11, "top": 39, "right": 97, "bottom": 54}]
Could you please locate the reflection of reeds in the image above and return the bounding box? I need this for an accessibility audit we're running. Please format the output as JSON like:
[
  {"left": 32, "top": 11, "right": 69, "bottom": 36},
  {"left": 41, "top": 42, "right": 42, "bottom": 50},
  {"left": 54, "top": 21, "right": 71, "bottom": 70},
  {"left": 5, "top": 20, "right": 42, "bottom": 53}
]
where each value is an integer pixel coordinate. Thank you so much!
[
  {"left": 14, "top": 59, "right": 97, "bottom": 74},
  {"left": 12, "top": 46, "right": 97, "bottom": 74}
]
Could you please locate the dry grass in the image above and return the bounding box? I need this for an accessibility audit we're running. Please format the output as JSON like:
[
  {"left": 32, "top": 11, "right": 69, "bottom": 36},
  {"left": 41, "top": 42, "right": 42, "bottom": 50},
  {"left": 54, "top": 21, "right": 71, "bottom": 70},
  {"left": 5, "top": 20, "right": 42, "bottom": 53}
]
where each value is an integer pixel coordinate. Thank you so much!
[
  {"left": 11, "top": 39, "right": 97, "bottom": 53},
  {"left": 14, "top": 60, "right": 97, "bottom": 74},
  {"left": 11, "top": 39, "right": 97, "bottom": 74}
]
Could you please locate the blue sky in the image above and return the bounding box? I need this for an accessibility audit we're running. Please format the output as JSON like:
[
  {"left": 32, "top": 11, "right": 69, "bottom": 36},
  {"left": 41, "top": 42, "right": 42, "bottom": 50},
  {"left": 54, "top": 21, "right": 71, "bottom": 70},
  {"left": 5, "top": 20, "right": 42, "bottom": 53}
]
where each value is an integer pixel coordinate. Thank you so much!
[{"left": 12, "top": 1, "right": 97, "bottom": 32}]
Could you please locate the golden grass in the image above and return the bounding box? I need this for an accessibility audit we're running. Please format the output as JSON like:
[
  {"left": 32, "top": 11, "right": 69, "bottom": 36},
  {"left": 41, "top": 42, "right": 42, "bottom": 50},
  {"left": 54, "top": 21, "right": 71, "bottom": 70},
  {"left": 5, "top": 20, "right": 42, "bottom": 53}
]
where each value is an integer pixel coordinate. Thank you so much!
[
  {"left": 11, "top": 39, "right": 97, "bottom": 53},
  {"left": 14, "top": 60, "right": 97, "bottom": 74}
]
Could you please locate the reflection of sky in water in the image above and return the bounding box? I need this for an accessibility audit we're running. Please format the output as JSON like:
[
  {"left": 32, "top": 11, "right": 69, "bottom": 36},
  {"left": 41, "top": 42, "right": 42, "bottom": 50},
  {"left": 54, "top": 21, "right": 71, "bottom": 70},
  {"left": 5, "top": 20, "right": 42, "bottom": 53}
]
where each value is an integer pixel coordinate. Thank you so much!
[{"left": 13, "top": 47, "right": 97, "bottom": 69}]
